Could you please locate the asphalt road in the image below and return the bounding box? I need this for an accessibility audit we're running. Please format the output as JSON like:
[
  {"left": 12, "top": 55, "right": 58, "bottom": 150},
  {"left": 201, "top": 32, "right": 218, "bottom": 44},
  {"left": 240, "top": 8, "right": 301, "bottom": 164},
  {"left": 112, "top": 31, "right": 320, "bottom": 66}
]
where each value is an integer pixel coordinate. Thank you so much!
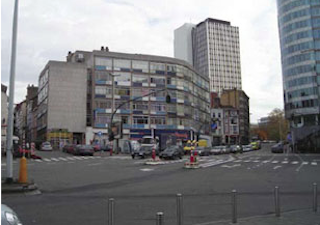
[{"left": 2, "top": 144, "right": 320, "bottom": 225}]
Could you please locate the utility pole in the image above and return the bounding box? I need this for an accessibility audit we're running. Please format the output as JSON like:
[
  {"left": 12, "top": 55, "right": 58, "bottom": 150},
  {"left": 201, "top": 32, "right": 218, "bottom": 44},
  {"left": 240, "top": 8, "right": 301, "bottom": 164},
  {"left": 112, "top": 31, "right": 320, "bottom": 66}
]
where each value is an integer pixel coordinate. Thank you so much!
[{"left": 6, "top": 0, "right": 19, "bottom": 183}]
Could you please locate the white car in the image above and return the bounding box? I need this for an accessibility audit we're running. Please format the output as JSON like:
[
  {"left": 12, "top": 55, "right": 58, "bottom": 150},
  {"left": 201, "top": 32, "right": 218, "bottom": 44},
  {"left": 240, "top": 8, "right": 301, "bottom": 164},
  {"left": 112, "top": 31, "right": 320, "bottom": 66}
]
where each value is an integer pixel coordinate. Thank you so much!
[
  {"left": 1, "top": 204, "right": 22, "bottom": 225},
  {"left": 40, "top": 142, "right": 53, "bottom": 151}
]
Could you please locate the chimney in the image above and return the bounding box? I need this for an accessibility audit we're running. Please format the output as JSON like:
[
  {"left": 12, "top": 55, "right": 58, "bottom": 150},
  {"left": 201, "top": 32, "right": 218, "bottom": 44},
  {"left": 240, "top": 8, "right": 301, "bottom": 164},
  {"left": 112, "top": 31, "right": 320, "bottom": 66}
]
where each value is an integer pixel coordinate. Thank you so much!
[
  {"left": 101, "top": 46, "right": 104, "bottom": 51},
  {"left": 105, "top": 46, "right": 109, "bottom": 52}
]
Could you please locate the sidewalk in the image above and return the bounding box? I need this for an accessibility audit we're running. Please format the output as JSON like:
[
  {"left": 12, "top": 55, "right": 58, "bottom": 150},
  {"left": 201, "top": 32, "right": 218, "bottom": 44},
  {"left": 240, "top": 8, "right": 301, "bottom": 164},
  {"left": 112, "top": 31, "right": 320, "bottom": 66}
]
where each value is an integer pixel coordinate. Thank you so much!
[
  {"left": 202, "top": 209, "right": 320, "bottom": 225},
  {"left": 1, "top": 179, "right": 38, "bottom": 194}
]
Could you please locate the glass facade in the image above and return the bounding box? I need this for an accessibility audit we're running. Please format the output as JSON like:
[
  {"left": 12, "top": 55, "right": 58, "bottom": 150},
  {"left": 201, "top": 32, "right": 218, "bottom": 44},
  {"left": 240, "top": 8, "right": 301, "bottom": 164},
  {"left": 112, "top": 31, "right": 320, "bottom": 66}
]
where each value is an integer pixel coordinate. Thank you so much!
[{"left": 277, "top": 0, "right": 320, "bottom": 152}]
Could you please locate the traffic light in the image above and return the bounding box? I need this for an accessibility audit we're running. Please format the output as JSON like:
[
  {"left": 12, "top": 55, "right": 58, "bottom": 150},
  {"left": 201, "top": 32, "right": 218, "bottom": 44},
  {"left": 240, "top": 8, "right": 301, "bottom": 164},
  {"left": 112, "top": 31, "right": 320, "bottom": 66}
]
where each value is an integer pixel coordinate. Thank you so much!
[
  {"left": 166, "top": 95, "right": 171, "bottom": 103},
  {"left": 108, "top": 132, "right": 114, "bottom": 141}
]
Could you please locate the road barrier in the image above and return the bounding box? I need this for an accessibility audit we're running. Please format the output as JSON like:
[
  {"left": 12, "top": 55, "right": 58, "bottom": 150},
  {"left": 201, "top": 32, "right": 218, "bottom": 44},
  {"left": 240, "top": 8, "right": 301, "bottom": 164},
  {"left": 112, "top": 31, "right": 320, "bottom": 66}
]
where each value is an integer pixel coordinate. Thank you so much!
[
  {"left": 313, "top": 183, "right": 318, "bottom": 212},
  {"left": 176, "top": 193, "right": 183, "bottom": 225},
  {"left": 108, "top": 198, "right": 115, "bottom": 225},
  {"left": 156, "top": 212, "right": 164, "bottom": 225},
  {"left": 274, "top": 186, "right": 280, "bottom": 217},
  {"left": 105, "top": 182, "right": 318, "bottom": 224},
  {"left": 231, "top": 190, "right": 237, "bottom": 223}
]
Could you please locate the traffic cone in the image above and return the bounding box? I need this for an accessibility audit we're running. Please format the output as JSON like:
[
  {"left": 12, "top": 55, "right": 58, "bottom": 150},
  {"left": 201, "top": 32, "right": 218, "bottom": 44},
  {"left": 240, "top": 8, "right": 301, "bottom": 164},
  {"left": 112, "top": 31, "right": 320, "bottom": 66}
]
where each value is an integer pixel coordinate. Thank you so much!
[{"left": 18, "top": 156, "right": 27, "bottom": 183}]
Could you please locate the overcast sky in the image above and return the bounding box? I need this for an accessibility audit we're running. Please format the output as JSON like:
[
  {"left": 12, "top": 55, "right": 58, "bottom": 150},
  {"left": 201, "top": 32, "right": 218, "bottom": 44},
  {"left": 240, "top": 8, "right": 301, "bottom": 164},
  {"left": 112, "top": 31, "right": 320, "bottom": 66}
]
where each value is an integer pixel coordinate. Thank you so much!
[{"left": 1, "top": 0, "right": 282, "bottom": 123}]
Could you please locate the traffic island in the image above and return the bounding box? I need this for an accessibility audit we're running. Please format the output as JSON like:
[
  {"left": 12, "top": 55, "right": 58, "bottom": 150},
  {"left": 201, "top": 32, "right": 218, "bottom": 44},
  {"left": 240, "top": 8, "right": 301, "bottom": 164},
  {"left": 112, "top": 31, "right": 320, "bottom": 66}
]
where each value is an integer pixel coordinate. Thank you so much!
[
  {"left": 145, "top": 159, "right": 165, "bottom": 165},
  {"left": 1, "top": 179, "right": 39, "bottom": 194},
  {"left": 184, "top": 161, "right": 200, "bottom": 169}
]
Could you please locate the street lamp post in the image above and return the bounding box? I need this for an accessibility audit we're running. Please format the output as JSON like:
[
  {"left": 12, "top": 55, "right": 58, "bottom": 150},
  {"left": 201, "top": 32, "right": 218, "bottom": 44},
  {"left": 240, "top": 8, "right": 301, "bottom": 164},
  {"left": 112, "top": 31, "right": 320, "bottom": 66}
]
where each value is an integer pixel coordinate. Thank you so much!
[{"left": 6, "top": 0, "right": 19, "bottom": 183}]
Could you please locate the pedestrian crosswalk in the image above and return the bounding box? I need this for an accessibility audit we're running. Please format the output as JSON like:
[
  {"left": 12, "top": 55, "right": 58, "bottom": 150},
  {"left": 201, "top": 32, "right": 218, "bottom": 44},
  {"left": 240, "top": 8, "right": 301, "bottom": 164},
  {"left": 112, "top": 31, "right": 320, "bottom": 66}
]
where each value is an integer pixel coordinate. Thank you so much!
[{"left": 208, "top": 158, "right": 317, "bottom": 169}]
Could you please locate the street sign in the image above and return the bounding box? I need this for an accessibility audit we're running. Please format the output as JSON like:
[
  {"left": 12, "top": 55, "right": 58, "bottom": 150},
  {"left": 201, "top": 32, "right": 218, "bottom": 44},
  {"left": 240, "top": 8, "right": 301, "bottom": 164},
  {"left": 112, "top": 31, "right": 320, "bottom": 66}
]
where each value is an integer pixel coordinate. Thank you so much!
[{"left": 211, "top": 123, "right": 217, "bottom": 130}]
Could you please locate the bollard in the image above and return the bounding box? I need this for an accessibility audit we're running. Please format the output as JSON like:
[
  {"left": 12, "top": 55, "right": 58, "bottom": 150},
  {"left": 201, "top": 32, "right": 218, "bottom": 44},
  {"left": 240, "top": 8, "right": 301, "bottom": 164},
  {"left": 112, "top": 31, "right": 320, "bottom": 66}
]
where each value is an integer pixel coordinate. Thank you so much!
[
  {"left": 18, "top": 156, "right": 27, "bottom": 183},
  {"left": 176, "top": 194, "right": 183, "bottom": 225},
  {"left": 108, "top": 198, "right": 115, "bottom": 225},
  {"left": 274, "top": 186, "right": 280, "bottom": 217},
  {"left": 152, "top": 147, "right": 156, "bottom": 161},
  {"left": 156, "top": 212, "right": 164, "bottom": 225},
  {"left": 313, "top": 183, "right": 318, "bottom": 212},
  {"left": 231, "top": 190, "right": 237, "bottom": 223}
]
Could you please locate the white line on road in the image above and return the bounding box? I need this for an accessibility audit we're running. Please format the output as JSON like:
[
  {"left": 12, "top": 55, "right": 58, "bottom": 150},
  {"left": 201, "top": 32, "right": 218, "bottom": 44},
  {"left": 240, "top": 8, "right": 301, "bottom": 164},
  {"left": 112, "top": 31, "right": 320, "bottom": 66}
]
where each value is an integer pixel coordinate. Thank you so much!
[
  {"left": 66, "top": 157, "right": 76, "bottom": 160},
  {"left": 35, "top": 159, "right": 42, "bottom": 162},
  {"left": 273, "top": 166, "right": 282, "bottom": 170},
  {"left": 253, "top": 160, "right": 260, "bottom": 163},
  {"left": 140, "top": 168, "right": 154, "bottom": 172},
  {"left": 221, "top": 164, "right": 241, "bottom": 168},
  {"left": 282, "top": 161, "right": 289, "bottom": 164},
  {"left": 244, "top": 160, "right": 251, "bottom": 163},
  {"left": 271, "top": 161, "right": 278, "bottom": 164},
  {"left": 51, "top": 158, "right": 59, "bottom": 162},
  {"left": 58, "top": 157, "right": 68, "bottom": 161},
  {"left": 311, "top": 162, "right": 317, "bottom": 166},
  {"left": 88, "top": 163, "right": 102, "bottom": 166},
  {"left": 302, "top": 162, "right": 309, "bottom": 165},
  {"left": 43, "top": 158, "right": 51, "bottom": 162},
  {"left": 234, "top": 160, "right": 242, "bottom": 163},
  {"left": 291, "top": 161, "right": 299, "bottom": 164},
  {"left": 263, "top": 160, "right": 270, "bottom": 163}
]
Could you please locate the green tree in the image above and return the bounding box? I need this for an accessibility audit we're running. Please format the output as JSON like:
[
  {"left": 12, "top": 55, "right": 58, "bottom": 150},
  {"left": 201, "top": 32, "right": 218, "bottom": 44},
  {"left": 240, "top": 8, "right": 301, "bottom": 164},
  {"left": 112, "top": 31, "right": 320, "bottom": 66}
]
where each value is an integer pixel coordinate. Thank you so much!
[{"left": 266, "top": 108, "right": 289, "bottom": 141}]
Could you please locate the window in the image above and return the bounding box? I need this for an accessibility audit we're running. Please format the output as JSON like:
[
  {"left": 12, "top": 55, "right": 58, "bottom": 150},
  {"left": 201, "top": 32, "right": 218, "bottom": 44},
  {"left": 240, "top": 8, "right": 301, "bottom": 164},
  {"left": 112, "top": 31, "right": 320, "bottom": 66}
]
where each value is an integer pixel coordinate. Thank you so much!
[
  {"left": 167, "top": 77, "right": 177, "bottom": 85},
  {"left": 150, "top": 117, "right": 166, "bottom": 125},
  {"left": 95, "top": 57, "right": 112, "bottom": 70},
  {"left": 114, "top": 88, "right": 130, "bottom": 96},
  {"left": 96, "top": 114, "right": 110, "bottom": 124},
  {"left": 132, "top": 75, "right": 148, "bottom": 83},
  {"left": 95, "top": 86, "right": 107, "bottom": 95},
  {"left": 115, "top": 101, "right": 130, "bottom": 110},
  {"left": 114, "top": 59, "right": 131, "bottom": 72},
  {"left": 95, "top": 71, "right": 112, "bottom": 81},
  {"left": 133, "top": 116, "right": 148, "bottom": 124},
  {"left": 167, "top": 64, "right": 177, "bottom": 75},
  {"left": 150, "top": 89, "right": 166, "bottom": 97},
  {"left": 114, "top": 72, "right": 131, "bottom": 83},
  {"left": 132, "top": 101, "right": 149, "bottom": 110},
  {"left": 132, "top": 60, "right": 148, "bottom": 73},
  {"left": 132, "top": 88, "right": 150, "bottom": 97},
  {"left": 150, "top": 76, "right": 165, "bottom": 85},
  {"left": 150, "top": 102, "right": 166, "bottom": 111},
  {"left": 121, "top": 116, "right": 129, "bottom": 124},
  {"left": 95, "top": 101, "right": 112, "bottom": 109},
  {"left": 150, "top": 62, "right": 165, "bottom": 74}
]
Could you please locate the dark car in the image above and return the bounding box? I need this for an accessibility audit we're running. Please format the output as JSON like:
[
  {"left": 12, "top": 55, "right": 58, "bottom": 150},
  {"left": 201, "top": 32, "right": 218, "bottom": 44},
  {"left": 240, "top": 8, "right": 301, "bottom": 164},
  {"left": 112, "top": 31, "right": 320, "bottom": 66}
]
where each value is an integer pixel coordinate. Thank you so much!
[
  {"left": 195, "top": 146, "right": 211, "bottom": 156},
  {"left": 63, "top": 144, "right": 76, "bottom": 154},
  {"left": 271, "top": 142, "right": 284, "bottom": 153},
  {"left": 230, "top": 145, "right": 243, "bottom": 154},
  {"left": 159, "top": 145, "right": 184, "bottom": 159},
  {"left": 74, "top": 145, "right": 94, "bottom": 156},
  {"left": 137, "top": 146, "right": 158, "bottom": 158}
]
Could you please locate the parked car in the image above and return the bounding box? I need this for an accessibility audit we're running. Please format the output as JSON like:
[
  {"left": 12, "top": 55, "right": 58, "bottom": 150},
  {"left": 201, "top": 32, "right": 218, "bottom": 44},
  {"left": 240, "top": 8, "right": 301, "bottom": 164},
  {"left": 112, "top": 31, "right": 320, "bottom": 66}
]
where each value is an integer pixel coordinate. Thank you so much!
[
  {"left": 242, "top": 144, "right": 253, "bottom": 152},
  {"left": 40, "top": 142, "right": 53, "bottom": 151},
  {"left": 159, "top": 145, "right": 184, "bottom": 159},
  {"left": 271, "top": 142, "right": 284, "bottom": 153},
  {"left": 195, "top": 146, "right": 211, "bottom": 156},
  {"left": 220, "top": 146, "right": 231, "bottom": 154},
  {"left": 1, "top": 204, "right": 22, "bottom": 225},
  {"left": 73, "top": 145, "right": 94, "bottom": 156},
  {"left": 230, "top": 145, "right": 243, "bottom": 153},
  {"left": 137, "top": 146, "right": 158, "bottom": 158},
  {"left": 63, "top": 144, "right": 76, "bottom": 154},
  {"left": 250, "top": 141, "right": 261, "bottom": 150},
  {"left": 211, "top": 146, "right": 223, "bottom": 155}
]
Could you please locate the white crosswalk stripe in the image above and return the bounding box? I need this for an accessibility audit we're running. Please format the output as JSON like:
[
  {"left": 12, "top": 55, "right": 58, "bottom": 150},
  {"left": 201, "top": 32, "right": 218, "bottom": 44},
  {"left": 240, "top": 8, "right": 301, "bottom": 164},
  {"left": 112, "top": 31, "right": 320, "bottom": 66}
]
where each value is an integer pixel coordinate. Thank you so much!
[
  {"left": 35, "top": 159, "right": 42, "bottom": 162},
  {"left": 271, "top": 161, "right": 278, "bottom": 164},
  {"left": 292, "top": 161, "right": 299, "bottom": 164},
  {"left": 302, "top": 162, "right": 309, "bottom": 165},
  {"left": 282, "top": 161, "right": 289, "bottom": 164},
  {"left": 43, "top": 158, "right": 51, "bottom": 162},
  {"left": 51, "top": 158, "right": 59, "bottom": 162},
  {"left": 311, "top": 162, "right": 317, "bottom": 166},
  {"left": 58, "top": 157, "right": 68, "bottom": 161},
  {"left": 234, "top": 160, "right": 242, "bottom": 163}
]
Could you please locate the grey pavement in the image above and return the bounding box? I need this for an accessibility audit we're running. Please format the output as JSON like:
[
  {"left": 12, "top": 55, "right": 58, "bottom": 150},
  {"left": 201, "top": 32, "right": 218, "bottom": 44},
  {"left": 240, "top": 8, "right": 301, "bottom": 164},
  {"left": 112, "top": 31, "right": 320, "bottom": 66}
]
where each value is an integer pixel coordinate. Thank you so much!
[{"left": 203, "top": 209, "right": 320, "bottom": 225}]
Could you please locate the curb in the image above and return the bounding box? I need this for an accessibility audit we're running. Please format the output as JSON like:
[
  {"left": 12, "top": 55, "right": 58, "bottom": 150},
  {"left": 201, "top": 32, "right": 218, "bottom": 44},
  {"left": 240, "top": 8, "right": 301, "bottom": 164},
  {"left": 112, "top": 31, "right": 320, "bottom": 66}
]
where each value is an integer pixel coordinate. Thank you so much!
[{"left": 2, "top": 182, "right": 39, "bottom": 194}]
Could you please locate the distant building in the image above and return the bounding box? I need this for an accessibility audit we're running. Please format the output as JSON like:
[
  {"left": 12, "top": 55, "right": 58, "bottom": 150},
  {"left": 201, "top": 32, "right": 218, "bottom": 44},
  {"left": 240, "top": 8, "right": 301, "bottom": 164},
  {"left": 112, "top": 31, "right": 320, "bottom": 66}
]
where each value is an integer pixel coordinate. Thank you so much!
[
  {"left": 220, "top": 89, "right": 249, "bottom": 144},
  {"left": 14, "top": 100, "right": 27, "bottom": 142},
  {"left": 277, "top": 0, "right": 320, "bottom": 152},
  {"left": 258, "top": 117, "right": 269, "bottom": 127},
  {"left": 37, "top": 61, "right": 87, "bottom": 147},
  {"left": 174, "top": 18, "right": 242, "bottom": 95},
  {"left": 1, "top": 84, "right": 8, "bottom": 152},
  {"left": 26, "top": 85, "right": 38, "bottom": 143}
]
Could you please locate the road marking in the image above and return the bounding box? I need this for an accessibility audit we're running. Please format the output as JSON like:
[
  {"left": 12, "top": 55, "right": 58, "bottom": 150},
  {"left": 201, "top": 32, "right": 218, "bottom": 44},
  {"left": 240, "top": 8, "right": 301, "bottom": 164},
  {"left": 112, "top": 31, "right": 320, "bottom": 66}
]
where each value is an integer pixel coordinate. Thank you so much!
[
  {"left": 234, "top": 160, "right": 242, "bottom": 163},
  {"left": 58, "top": 157, "right": 67, "bottom": 161},
  {"left": 66, "top": 157, "right": 76, "bottom": 160},
  {"left": 302, "top": 162, "right": 309, "bottom": 165},
  {"left": 51, "top": 158, "right": 60, "bottom": 162},
  {"left": 282, "top": 161, "right": 289, "bottom": 164},
  {"left": 43, "top": 158, "right": 51, "bottom": 162},
  {"left": 273, "top": 166, "right": 282, "bottom": 170},
  {"left": 292, "top": 161, "right": 299, "bottom": 164},
  {"left": 140, "top": 168, "right": 154, "bottom": 172},
  {"left": 35, "top": 159, "right": 42, "bottom": 162},
  {"left": 74, "top": 157, "right": 84, "bottom": 160},
  {"left": 221, "top": 164, "right": 241, "bottom": 168},
  {"left": 271, "top": 161, "right": 278, "bottom": 164},
  {"left": 311, "top": 162, "right": 317, "bottom": 166},
  {"left": 88, "top": 163, "right": 101, "bottom": 166},
  {"left": 263, "top": 160, "right": 270, "bottom": 163},
  {"left": 244, "top": 160, "right": 251, "bottom": 163},
  {"left": 253, "top": 160, "right": 260, "bottom": 163}
]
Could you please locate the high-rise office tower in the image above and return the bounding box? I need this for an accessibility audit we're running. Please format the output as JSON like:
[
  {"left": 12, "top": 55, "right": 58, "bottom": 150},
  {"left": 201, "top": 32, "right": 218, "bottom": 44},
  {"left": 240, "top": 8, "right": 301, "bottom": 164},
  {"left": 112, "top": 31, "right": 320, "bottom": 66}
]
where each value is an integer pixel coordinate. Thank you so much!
[
  {"left": 277, "top": 0, "right": 320, "bottom": 152},
  {"left": 174, "top": 18, "right": 242, "bottom": 94}
]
